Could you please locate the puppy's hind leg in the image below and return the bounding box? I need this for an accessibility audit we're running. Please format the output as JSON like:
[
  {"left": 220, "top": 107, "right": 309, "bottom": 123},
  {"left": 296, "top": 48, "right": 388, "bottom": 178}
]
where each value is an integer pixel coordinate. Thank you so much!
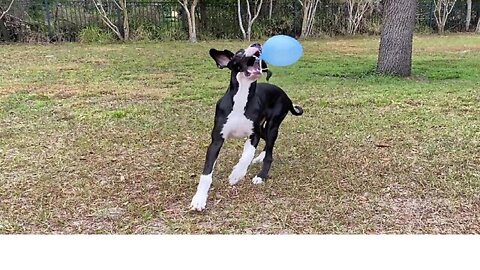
[
  {"left": 252, "top": 120, "right": 267, "bottom": 164},
  {"left": 252, "top": 114, "right": 287, "bottom": 184},
  {"left": 251, "top": 149, "right": 265, "bottom": 164}
]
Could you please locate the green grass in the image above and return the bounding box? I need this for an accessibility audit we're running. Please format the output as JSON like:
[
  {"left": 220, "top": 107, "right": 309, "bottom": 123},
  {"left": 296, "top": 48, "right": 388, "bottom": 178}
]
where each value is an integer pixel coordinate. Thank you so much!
[{"left": 0, "top": 34, "right": 479, "bottom": 234}]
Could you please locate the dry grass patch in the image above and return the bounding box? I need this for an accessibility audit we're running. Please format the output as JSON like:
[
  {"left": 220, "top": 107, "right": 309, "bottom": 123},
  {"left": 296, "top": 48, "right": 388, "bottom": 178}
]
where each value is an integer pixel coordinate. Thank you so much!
[{"left": 1, "top": 35, "right": 479, "bottom": 234}]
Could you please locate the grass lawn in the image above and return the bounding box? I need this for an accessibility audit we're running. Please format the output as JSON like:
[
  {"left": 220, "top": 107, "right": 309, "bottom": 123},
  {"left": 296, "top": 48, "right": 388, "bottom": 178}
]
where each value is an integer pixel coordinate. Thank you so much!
[{"left": 0, "top": 34, "right": 479, "bottom": 234}]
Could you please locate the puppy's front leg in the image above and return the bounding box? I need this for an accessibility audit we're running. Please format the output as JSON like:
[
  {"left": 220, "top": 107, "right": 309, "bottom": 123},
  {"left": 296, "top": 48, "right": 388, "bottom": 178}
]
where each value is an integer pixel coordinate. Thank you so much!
[
  {"left": 229, "top": 133, "right": 260, "bottom": 185},
  {"left": 190, "top": 135, "right": 224, "bottom": 211}
]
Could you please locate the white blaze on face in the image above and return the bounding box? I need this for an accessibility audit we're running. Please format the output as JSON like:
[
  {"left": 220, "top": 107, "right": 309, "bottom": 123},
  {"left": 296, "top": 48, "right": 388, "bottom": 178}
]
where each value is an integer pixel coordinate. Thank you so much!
[
  {"left": 221, "top": 73, "right": 254, "bottom": 139},
  {"left": 244, "top": 46, "right": 259, "bottom": 57}
]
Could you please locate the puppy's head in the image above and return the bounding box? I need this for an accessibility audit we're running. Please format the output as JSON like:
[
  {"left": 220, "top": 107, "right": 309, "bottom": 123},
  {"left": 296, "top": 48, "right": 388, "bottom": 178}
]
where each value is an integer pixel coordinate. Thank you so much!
[{"left": 209, "top": 43, "right": 271, "bottom": 81}]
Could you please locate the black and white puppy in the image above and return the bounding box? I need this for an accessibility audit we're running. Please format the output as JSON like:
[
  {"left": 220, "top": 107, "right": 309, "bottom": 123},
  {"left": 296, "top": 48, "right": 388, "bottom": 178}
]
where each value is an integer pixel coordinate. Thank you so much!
[{"left": 190, "top": 43, "right": 303, "bottom": 211}]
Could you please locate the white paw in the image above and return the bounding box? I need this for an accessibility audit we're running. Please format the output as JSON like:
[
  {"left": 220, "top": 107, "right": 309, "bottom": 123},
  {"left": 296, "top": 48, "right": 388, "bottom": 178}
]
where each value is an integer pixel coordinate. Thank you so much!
[
  {"left": 252, "top": 176, "right": 264, "bottom": 185},
  {"left": 251, "top": 151, "right": 265, "bottom": 164},
  {"left": 190, "top": 193, "right": 207, "bottom": 211},
  {"left": 229, "top": 165, "right": 247, "bottom": 185}
]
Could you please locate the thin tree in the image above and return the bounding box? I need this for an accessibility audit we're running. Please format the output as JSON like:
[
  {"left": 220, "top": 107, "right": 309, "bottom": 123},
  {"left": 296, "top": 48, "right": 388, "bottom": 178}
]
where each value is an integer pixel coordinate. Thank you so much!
[
  {"left": 297, "top": 0, "right": 321, "bottom": 38},
  {"left": 93, "top": 0, "right": 129, "bottom": 41},
  {"left": 268, "top": 0, "right": 273, "bottom": 19},
  {"left": 433, "top": 0, "right": 457, "bottom": 34},
  {"left": 0, "top": 0, "right": 15, "bottom": 21},
  {"left": 377, "top": 0, "right": 418, "bottom": 77},
  {"left": 477, "top": 17, "right": 480, "bottom": 33},
  {"left": 178, "top": 0, "right": 199, "bottom": 42},
  {"left": 237, "top": 0, "right": 263, "bottom": 41},
  {"left": 465, "top": 0, "right": 471, "bottom": 31},
  {"left": 346, "top": 0, "right": 373, "bottom": 35}
]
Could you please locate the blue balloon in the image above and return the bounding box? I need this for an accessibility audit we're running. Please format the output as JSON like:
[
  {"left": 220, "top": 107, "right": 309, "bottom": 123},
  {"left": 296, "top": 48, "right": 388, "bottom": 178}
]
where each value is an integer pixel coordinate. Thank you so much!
[{"left": 261, "top": 35, "right": 303, "bottom": 67}]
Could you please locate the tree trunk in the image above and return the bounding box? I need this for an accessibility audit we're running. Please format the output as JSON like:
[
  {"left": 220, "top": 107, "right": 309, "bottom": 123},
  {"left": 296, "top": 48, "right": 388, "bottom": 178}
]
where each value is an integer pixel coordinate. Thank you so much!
[
  {"left": 377, "top": 0, "right": 417, "bottom": 77},
  {"left": 466, "top": 0, "right": 471, "bottom": 31},
  {"left": 238, "top": 0, "right": 246, "bottom": 39},
  {"left": 300, "top": 0, "right": 320, "bottom": 38},
  {"left": 477, "top": 17, "right": 480, "bottom": 33},
  {"left": 433, "top": 0, "right": 457, "bottom": 34},
  {"left": 178, "top": 0, "right": 198, "bottom": 42},
  {"left": 120, "top": 0, "right": 129, "bottom": 41},
  {"left": 347, "top": 0, "right": 354, "bottom": 35},
  {"left": 238, "top": 0, "right": 262, "bottom": 41},
  {"left": 268, "top": 0, "right": 273, "bottom": 19},
  {"left": 438, "top": 23, "right": 445, "bottom": 34},
  {"left": 93, "top": 0, "right": 124, "bottom": 40},
  {"left": 189, "top": 1, "right": 198, "bottom": 42},
  {"left": 301, "top": 2, "right": 310, "bottom": 37}
]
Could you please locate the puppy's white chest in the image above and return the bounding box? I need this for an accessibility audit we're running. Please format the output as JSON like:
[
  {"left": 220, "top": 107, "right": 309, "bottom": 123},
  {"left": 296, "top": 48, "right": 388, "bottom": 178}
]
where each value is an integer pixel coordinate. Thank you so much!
[
  {"left": 222, "top": 114, "right": 253, "bottom": 139},
  {"left": 221, "top": 74, "right": 254, "bottom": 139}
]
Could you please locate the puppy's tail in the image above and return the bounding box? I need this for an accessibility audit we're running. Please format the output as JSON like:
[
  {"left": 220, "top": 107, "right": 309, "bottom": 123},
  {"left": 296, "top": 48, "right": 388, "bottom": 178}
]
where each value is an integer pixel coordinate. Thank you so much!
[{"left": 290, "top": 104, "right": 304, "bottom": 116}]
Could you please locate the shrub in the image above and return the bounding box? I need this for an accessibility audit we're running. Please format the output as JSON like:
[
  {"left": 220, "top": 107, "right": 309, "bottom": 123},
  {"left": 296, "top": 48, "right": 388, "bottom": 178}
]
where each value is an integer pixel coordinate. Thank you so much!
[
  {"left": 415, "top": 23, "right": 434, "bottom": 34},
  {"left": 139, "top": 23, "right": 188, "bottom": 41},
  {"left": 131, "top": 25, "right": 152, "bottom": 41},
  {"left": 365, "top": 18, "right": 382, "bottom": 35},
  {"left": 252, "top": 18, "right": 297, "bottom": 39},
  {"left": 78, "top": 26, "right": 115, "bottom": 43}
]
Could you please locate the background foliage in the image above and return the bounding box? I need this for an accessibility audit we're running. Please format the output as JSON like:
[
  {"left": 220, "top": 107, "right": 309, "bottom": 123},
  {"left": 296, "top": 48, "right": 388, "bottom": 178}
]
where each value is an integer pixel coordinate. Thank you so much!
[{"left": 1, "top": 0, "right": 479, "bottom": 41}]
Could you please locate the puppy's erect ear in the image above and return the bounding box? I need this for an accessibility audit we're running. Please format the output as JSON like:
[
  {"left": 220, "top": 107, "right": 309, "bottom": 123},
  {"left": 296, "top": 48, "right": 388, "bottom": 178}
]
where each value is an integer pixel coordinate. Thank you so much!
[{"left": 209, "top": 49, "right": 234, "bottom": 69}]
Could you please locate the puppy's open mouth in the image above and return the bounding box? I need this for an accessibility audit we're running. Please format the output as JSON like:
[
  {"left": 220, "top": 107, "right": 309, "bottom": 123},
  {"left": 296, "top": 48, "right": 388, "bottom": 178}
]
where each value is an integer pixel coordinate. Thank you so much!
[
  {"left": 241, "top": 43, "right": 263, "bottom": 78},
  {"left": 245, "top": 58, "right": 261, "bottom": 77},
  {"left": 245, "top": 54, "right": 262, "bottom": 77}
]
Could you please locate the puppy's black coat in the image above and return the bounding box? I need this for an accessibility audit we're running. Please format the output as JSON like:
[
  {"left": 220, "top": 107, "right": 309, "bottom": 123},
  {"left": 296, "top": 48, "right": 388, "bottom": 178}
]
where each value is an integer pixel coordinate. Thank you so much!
[{"left": 190, "top": 44, "right": 303, "bottom": 211}]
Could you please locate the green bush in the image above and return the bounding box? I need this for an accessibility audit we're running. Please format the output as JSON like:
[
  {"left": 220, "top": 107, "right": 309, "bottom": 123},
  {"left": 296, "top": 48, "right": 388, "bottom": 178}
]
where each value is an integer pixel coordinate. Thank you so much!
[
  {"left": 365, "top": 19, "right": 382, "bottom": 35},
  {"left": 415, "top": 23, "right": 434, "bottom": 34},
  {"left": 131, "top": 25, "right": 152, "bottom": 41},
  {"left": 78, "top": 26, "right": 115, "bottom": 43},
  {"left": 139, "top": 23, "right": 188, "bottom": 41},
  {"left": 252, "top": 18, "right": 297, "bottom": 39}
]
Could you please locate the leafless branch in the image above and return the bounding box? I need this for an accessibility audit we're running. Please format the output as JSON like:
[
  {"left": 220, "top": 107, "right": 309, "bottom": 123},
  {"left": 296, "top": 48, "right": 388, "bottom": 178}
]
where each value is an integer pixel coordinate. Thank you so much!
[
  {"left": 249, "top": 0, "right": 263, "bottom": 27},
  {"left": 0, "top": 0, "right": 15, "bottom": 21},
  {"left": 238, "top": 0, "right": 263, "bottom": 41},
  {"left": 92, "top": 0, "right": 123, "bottom": 40},
  {"left": 433, "top": 0, "right": 457, "bottom": 33}
]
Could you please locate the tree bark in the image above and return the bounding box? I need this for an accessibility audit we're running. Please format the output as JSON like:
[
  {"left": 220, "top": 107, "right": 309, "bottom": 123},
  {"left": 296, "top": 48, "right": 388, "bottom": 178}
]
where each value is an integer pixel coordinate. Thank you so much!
[
  {"left": 377, "top": 0, "right": 417, "bottom": 77},
  {"left": 466, "top": 0, "right": 471, "bottom": 31},
  {"left": 477, "top": 17, "right": 480, "bottom": 33}
]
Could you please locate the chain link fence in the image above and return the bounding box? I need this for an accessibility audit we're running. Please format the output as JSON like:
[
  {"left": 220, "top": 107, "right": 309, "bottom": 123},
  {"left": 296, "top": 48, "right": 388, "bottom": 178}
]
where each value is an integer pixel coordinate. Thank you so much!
[{"left": 1, "top": 0, "right": 479, "bottom": 42}]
